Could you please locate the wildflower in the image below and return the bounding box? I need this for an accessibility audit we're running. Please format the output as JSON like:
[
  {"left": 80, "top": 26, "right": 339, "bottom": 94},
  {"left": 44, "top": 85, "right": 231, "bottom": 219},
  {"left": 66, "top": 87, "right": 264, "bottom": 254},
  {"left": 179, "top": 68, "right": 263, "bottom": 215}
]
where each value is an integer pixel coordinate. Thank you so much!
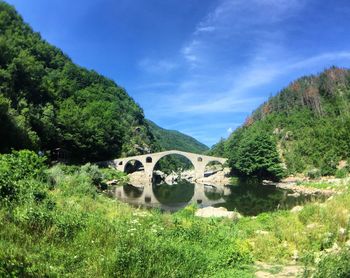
[
  {"left": 292, "top": 250, "right": 299, "bottom": 261},
  {"left": 339, "top": 227, "right": 346, "bottom": 236}
]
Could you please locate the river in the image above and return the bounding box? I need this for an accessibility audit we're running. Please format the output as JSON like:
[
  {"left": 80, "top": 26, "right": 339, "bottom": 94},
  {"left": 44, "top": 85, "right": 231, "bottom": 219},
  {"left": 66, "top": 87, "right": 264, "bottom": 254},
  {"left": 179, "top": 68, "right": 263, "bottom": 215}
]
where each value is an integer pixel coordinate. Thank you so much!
[{"left": 110, "top": 179, "right": 327, "bottom": 216}]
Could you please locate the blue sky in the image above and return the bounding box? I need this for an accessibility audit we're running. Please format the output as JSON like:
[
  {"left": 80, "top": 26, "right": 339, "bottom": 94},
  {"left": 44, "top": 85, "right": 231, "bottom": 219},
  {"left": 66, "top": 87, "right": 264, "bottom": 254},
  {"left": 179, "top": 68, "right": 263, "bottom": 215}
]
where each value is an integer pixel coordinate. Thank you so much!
[{"left": 5, "top": 0, "right": 350, "bottom": 146}]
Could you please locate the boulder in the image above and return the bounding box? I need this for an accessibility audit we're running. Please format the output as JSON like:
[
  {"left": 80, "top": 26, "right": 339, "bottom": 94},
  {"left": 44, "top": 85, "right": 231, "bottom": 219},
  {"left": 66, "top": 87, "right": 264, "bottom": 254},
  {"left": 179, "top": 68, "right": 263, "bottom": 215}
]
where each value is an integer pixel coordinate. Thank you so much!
[
  {"left": 196, "top": 168, "right": 230, "bottom": 185},
  {"left": 128, "top": 171, "right": 149, "bottom": 187},
  {"left": 195, "top": 206, "right": 242, "bottom": 220},
  {"left": 290, "top": 205, "right": 303, "bottom": 213},
  {"left": 287, "top": 192, "right": 301, "bottom": 198}
]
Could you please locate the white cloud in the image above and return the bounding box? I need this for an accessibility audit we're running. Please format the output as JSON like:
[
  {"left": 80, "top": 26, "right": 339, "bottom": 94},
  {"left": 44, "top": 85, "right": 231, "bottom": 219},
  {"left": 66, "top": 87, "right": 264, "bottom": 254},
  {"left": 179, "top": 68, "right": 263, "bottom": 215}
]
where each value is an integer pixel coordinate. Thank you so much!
[
  {"left": 194, "top": 25, "right": 216, "bottom": 34},
  {"left": 287, "top": 51, "right": 350, "bottom": 71},
  {"left": 136, "top": 0, "right": 350, "bottom": 145},
  {"left": 138, "top": 58, "right": 178, "bottom": 74},
  {"left": 146, "top": 49, "right": 350, "bottom": 119},
  {"left": 180, "top": 0, "right": 305, "bottom": 69}
]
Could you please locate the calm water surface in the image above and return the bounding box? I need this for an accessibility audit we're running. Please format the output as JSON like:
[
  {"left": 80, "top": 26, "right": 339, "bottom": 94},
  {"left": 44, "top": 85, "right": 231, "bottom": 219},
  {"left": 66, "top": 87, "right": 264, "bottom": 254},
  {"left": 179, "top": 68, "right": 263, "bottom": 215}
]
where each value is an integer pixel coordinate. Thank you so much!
[{"left": 110, "top": 180, "right": 326, "bottom": 216}]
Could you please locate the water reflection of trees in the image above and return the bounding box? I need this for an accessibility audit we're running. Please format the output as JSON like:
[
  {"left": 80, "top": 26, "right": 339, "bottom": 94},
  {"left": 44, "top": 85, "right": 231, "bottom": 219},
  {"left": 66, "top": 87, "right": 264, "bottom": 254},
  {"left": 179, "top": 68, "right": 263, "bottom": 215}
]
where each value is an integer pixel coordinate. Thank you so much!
[
  {"left": 219, "top": 181, "right": 286, "bottom": 216},
  {"left": 119, "top": 178, "right": 324, "bottom": 216}
]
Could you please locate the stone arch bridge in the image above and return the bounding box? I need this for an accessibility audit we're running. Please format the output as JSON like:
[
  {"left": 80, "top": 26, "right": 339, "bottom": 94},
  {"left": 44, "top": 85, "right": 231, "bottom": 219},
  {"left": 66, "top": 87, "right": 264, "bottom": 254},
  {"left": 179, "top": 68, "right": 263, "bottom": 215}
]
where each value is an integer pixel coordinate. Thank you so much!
[{"left": 111, "top": 150, "right": 227, "bottom": 180}]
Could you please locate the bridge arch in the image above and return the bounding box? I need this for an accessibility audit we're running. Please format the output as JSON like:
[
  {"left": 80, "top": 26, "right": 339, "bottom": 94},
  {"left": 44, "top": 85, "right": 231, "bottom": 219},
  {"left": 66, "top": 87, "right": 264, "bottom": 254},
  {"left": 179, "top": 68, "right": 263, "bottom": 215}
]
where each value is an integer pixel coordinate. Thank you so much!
[
  {"left": 205, "top": 159, "right": 225, "bottom": 168},
  {"left": 123, "top": 159, "right": 145, "bottom": 174},
  {"left": 151, "top": 152, "right": 197, "bottom": 174},
  {"left": 203, "top": 159, "right": 225, "bottom": 177},
  {"left": 146, "top": 150, "right": 207, "bottom": 180}
]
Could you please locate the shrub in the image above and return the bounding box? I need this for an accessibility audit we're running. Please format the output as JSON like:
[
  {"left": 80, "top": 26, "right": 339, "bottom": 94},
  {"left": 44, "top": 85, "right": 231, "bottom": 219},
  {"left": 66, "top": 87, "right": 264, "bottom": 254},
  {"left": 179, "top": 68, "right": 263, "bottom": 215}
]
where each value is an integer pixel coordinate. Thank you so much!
[
  {"left": 320, "top": 153, "right": 338, "bottom": 176},
  {"left": 80, "top": 163, "right": 103, "bottom": 186},
  {"left": 0, "top": 150, "right": 47, "bottom": 203},
  {"left": 222, "top": 240, "right": 253, "bottom": 268},
  {"left": 307, "top": 168, "right": 321, "bottom": 179},
  {"left": 59, "top": 171, "right": 98, "bottom": 198},
  {"left": 100, "top": 167, "right": 127, "bottom": 183},
  {"left": 313, "top": 248, "right": 350, "bottom": 278},
  {"left": 46, "top": 165, "right": 65, "bottom": 188},
  {"left": 0, "top": 252, "right": 44, "bottom": 277},
  {"left": 335, "top": 168, "right": 348, "bottom": 179}
]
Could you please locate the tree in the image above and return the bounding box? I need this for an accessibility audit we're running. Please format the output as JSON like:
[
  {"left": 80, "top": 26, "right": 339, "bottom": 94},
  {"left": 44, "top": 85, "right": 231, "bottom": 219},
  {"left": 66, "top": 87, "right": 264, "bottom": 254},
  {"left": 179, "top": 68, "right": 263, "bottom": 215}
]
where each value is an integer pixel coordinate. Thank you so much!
[{"left": 227, "top": 131, "right": 285, "bottom": 181}]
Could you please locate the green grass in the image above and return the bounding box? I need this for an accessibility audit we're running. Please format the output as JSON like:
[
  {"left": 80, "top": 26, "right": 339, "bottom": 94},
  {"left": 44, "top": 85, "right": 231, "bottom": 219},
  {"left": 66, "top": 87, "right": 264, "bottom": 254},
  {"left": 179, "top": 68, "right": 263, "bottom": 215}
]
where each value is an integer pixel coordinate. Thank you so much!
[
  {"left": 296, "top": 179, "right": 350, "bottom": 191},
  {"left": 1, "top": 159, "right": 350, "bottom": 277},
  {"left": 297, "top": 181, "right": 332, "bottom": 189}
]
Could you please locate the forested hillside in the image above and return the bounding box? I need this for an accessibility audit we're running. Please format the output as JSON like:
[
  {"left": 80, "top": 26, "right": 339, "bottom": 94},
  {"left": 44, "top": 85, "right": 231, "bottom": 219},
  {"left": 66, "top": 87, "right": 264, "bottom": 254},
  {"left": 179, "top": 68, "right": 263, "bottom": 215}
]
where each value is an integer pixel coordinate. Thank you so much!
[
  {"left": 211, "top": 67, "right": 350, "bottom": 179},
  {"left": 0, "top": 2, "right": 206, "bottom": 163},
  {"left": 147, "top": 120, "right": 208, "bottom": 154},
  {"left": 0, "top": 1, "right": 157, "bottom": 162}
]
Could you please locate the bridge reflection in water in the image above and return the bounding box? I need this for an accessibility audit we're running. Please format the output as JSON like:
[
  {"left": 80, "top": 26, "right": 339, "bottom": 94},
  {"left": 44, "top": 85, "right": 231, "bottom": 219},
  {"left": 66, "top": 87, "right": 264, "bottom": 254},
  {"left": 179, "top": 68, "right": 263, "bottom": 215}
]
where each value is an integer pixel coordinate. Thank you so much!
[{"left": 112, "top": 182, "right": 231, "bottom": 211}]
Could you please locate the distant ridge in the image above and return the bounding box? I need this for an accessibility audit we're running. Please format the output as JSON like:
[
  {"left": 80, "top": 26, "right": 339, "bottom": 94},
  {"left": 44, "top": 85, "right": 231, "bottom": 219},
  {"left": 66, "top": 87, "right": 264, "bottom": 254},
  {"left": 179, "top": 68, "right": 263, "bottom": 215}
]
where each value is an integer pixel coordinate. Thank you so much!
[{"left": 147, "top": 120, "right": 208, "bottom": 154}]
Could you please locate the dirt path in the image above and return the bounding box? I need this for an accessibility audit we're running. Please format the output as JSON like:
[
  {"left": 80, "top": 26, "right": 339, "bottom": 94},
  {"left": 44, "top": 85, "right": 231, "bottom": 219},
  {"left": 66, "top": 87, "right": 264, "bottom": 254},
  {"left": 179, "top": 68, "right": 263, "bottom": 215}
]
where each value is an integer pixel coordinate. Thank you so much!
[{"left": 255, "top": 262, "right": 303, "bottom": 278}]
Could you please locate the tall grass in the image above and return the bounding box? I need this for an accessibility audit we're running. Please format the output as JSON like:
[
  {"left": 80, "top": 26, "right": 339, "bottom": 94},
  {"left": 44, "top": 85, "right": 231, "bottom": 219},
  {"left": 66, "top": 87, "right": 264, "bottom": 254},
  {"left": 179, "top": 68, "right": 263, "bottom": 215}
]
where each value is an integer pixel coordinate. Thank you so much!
[{"left": 0, "top": 151, "right": 350, "bottom": 277}]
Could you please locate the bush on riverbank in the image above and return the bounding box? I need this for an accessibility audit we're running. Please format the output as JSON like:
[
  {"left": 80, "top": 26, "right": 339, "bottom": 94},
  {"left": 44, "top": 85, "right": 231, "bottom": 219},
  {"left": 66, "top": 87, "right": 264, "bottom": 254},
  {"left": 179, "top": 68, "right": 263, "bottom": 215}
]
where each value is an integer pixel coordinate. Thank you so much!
[{"left": 1, "top": 150, "right": 350, "bottom": 277}]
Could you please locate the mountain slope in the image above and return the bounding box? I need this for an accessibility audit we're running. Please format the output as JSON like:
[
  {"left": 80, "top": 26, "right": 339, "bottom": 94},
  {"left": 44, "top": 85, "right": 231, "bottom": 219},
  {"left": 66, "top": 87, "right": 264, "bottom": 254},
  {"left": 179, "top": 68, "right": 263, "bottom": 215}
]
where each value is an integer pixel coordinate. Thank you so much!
[
  {"left": 212, "top": 67, "right": 350, "bottom": 177},
  {"left": 0, "top": 2, "right": 208, "bottom": 163},
  {"left": 147, "top": 120, "right": 208, "bottom": 154},
  {"left": 0, "top": 1, "right": 158, "bottom": 162}
]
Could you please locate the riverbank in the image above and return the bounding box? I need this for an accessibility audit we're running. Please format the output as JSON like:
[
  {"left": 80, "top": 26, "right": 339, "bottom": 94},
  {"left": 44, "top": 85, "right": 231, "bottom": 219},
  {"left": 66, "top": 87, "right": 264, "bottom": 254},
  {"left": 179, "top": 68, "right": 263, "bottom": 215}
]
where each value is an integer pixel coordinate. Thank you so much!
[
  {"left": 130, "top": 168, "right": 348, "bottom": 198},
  {"left": 268, "top": 176, "right": 350, "bottom": 197},
  {"left": 128, "top": 167, "right": 231, "bottom": 186}
]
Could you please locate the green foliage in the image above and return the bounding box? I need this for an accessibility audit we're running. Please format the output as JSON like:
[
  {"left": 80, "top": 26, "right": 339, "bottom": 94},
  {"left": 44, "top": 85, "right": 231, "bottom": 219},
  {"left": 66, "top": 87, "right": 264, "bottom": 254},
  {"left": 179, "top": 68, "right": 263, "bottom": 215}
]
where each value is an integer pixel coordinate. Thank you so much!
[
  {"left": 208, "top": 138, "right": 226, "bottom": 157},
  {"left": 313, "top": 248, "right": 350, "bottom": 278},
  {"left": 80, "top": 163, "right": 103, "bottom": 186},
  {"left": 1, "top": 151, "right": 350, "bottom": 276},
  {"left": 227, "top": 131, "right": 285, "bottom": 181},
  {"left": 147, "top": 120, "right": 208, "bottom": 154},
  {"left": 335, "top": 168, "right": 348, "bottom": 179},
  {"left": 307, "top": 168, "right": 322, "bottom": 179},
  {"left": 211, "top": 67, "right": 350, "bottom": 177},
  {"left": 0, "top": 1, "right": 156, "bottom": 162},
  {"left": 100, "top": 167, "right": 128, "bottom": 183},
  {"left": 0, "top": 252, "right": 45, "bottom": 277},
  {"left": 0, "top": 150, "right": 46, "bottom": 203}
]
